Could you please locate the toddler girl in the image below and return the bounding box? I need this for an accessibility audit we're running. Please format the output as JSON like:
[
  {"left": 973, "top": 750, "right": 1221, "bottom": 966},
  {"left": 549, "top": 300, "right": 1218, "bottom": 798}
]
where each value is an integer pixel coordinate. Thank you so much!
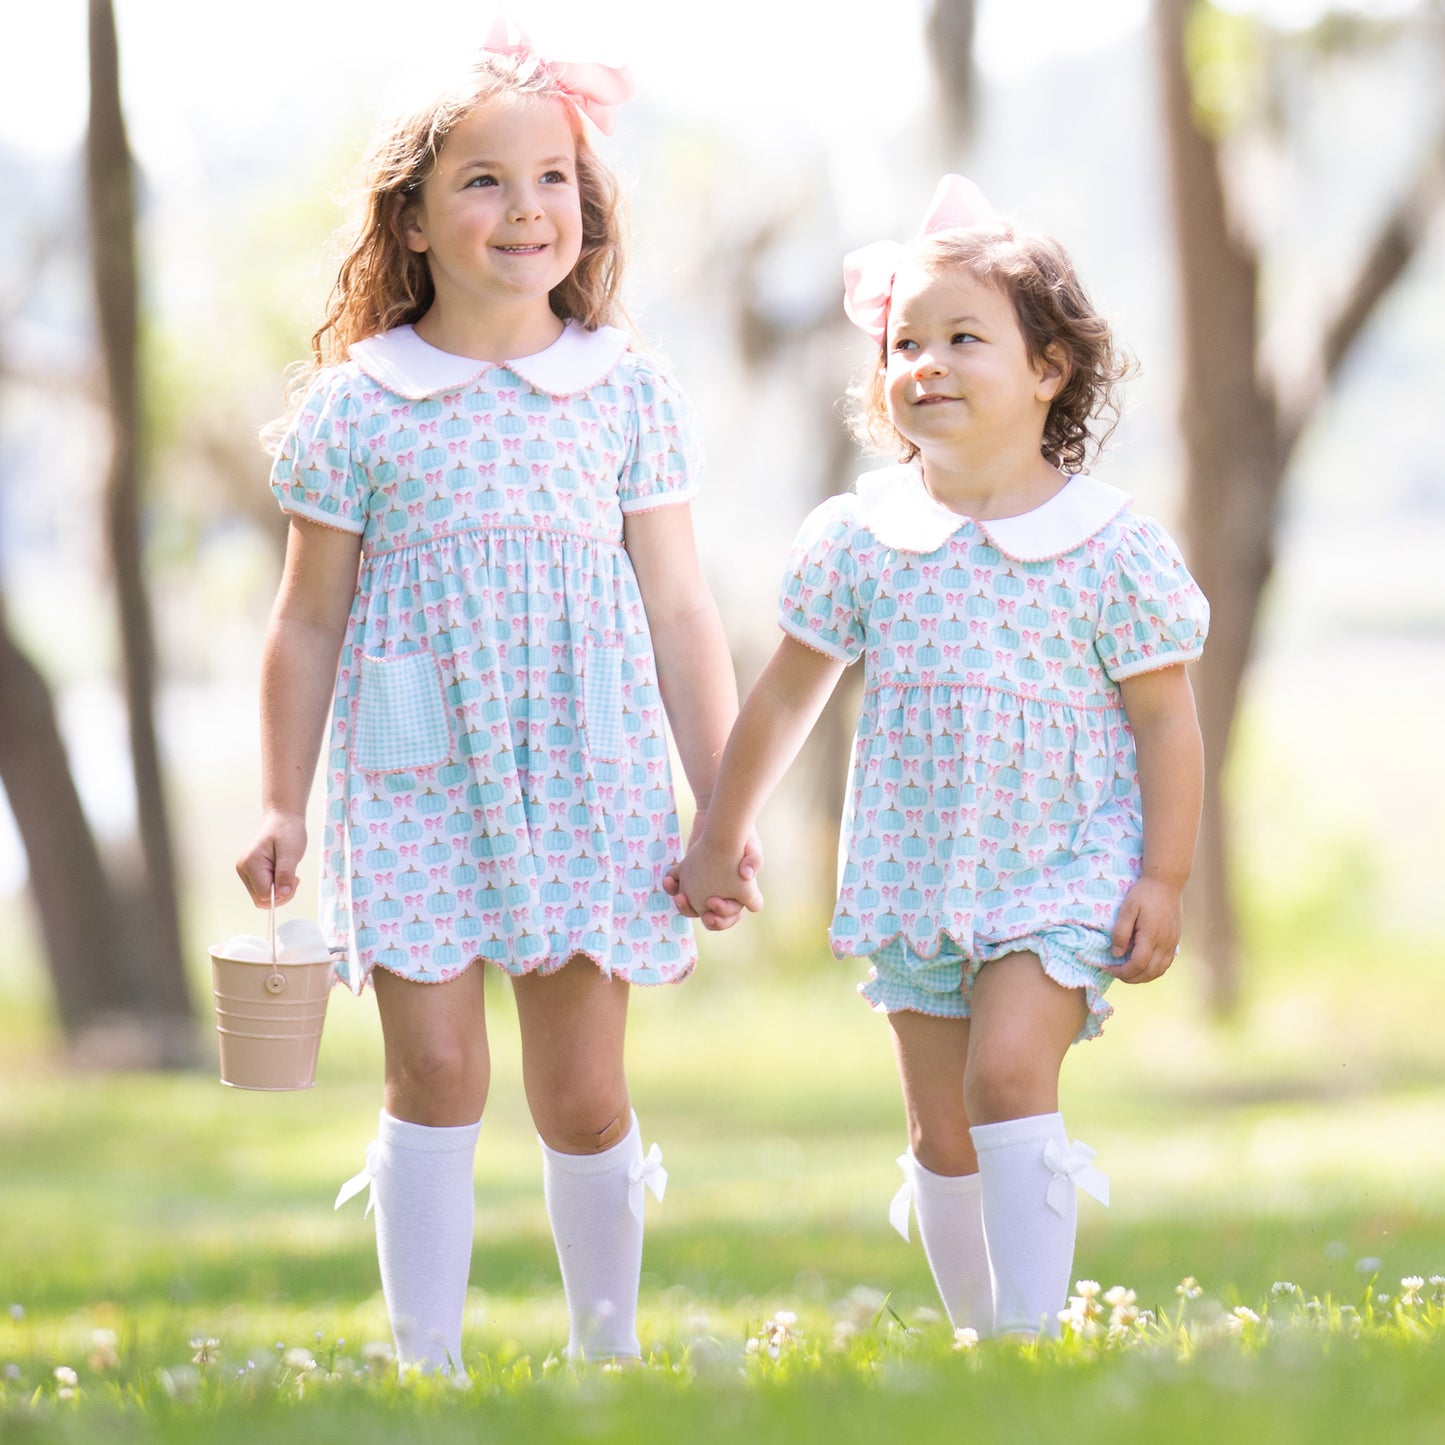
[
  {"left": 677, "top": 176, "right": 1208, "bottom": 1337},
  {"left": 237, "top": 19, "right": 749, "bottom": 1371}
]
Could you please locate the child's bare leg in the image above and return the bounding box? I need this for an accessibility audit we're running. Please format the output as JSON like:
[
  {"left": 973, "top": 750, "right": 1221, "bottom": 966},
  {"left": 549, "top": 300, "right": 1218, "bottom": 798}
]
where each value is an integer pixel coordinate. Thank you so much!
[
  {"left": 360, "top": 966, "right": 490, "bottom": 1373},
  {"left": 375, "top": 964, "right": 491, "bottom": 1124},
  {"left": 887, "top": 1011, "right": 992, "bottom": 1333},
  {"left": 513, "top": 957, "right": 650, "bottom": 1360},
  {"left": 964, "top": 952, "right": 1089, "bottom": 1336}
]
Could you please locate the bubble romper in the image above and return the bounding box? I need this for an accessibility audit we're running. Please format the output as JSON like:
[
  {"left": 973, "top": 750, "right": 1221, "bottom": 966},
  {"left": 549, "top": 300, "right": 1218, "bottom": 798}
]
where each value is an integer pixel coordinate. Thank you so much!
[{"left": 777, "top": 465, "right": 1209, "bottom": 1040}]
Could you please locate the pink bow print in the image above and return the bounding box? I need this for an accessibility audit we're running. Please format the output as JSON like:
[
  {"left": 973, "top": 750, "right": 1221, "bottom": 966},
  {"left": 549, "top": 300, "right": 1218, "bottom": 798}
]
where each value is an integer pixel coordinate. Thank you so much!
[
  {"left": 842, "top": 174, "right": 999, "bottom": 346},
  {"left": 483, "top": 12, "right": 635, "bottom": 136}
]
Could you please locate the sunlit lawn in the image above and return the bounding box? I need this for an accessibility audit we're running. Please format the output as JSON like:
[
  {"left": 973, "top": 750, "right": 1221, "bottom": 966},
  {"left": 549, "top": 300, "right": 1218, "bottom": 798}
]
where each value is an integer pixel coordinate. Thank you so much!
[{"left": 2, "top": 881, "right": 1443, "bottom": 1439}]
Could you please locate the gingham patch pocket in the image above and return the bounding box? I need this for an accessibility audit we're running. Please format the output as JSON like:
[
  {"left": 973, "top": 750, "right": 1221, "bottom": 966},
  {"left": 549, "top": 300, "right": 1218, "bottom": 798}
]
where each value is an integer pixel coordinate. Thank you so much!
[
  {"left": 582, "top": 642, "right": 625, "bottom": 763},
  {"left": 353, "top": 649, "right": 452, "bottom": 773}
]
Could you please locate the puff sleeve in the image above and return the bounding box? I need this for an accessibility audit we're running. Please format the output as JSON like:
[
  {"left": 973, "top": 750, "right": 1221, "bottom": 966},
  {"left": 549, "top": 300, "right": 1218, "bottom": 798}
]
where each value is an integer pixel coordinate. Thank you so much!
[
  {"left": 1093, "top": 516, "right": 1209, "bottom": 681},
  {"left": 777, "top": 497, "right": 867, "bottom": 664},
  {"left": 618, "top": 356, "right": 703, "bottom": 513},
  {"left": 268, "top": 368, "right": 367, "bottom": 534}
]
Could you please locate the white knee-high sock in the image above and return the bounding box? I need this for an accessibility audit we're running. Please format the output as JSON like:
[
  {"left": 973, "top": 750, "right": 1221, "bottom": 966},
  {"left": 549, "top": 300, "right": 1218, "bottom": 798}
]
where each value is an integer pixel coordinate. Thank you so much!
[
  {"left": 970, "top": 1112, "right": 1107, "bottom": 1337},
  {"left": 340, "top": 1110, "right": 481, "bottom": 1373},
  {"left": 540, "top": 1111, "right": 666, "bottom": 1361},
  {"left": 890, "top": 1152, "right": 994, "bottom": 1334}
]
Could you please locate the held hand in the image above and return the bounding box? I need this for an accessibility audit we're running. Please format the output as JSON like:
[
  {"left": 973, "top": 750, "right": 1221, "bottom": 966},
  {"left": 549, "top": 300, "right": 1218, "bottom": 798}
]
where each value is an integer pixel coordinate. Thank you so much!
[
  {"left": 235, "top": 811, "right": 308, "bottom": 908},
  {"left": 673, "top": 831, "right": 765, "bottom": 933},
  {"left": 1107, "top": 875, "right": 1183, "bottom": 984},
  {"left": 665, "top": 811, "right": 764, "bottom": 928}
]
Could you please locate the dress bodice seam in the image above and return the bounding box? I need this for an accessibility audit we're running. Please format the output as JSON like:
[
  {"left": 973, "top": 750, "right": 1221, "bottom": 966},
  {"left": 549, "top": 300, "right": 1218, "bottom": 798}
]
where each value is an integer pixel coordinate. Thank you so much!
[{"left": 362, "top": 520, "right": 627, "bottom": 561}]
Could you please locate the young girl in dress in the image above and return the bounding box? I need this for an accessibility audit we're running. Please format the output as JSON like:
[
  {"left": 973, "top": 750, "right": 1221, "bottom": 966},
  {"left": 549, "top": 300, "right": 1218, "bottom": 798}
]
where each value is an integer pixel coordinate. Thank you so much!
[
  {"left": 676, "top": 176, "right": 1209, "bottom": 1338},
  {"left": 237, "top": 20, "right": 750, "bottom": 1372}
]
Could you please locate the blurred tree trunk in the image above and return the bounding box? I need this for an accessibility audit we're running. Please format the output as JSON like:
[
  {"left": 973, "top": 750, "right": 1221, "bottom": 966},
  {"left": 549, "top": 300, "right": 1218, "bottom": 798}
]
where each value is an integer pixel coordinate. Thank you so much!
[
  {"left": 927, "top": 0, "right": 978, "bottom": 159},
  {"left": 1154, "top": 0, "right": 1445, "bottom": 1014},
  {"left": 0, "top": 596, "right": 136, "bottom": 1034},
  {"left": 82, "top": 0, "right": 196, "bottom": 1056}
]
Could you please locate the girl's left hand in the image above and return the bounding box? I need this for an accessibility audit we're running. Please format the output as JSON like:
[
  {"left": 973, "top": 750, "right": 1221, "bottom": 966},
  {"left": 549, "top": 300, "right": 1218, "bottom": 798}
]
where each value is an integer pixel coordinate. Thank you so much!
[
  {"left": 1107, "top": 875, "right": 1183, "bottom": 983},
  {"left": 664, "top": 809, "right": 763, "bottom": 930}
]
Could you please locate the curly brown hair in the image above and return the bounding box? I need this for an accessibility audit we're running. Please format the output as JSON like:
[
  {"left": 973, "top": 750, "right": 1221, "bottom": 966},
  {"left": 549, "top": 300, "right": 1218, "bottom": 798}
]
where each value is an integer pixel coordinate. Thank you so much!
[
  {"left": 845, "top": 224, "right": 1133, "bottom": 472},
  {"left": 311, "top": 49, "right": 628, "bottom": 368}
]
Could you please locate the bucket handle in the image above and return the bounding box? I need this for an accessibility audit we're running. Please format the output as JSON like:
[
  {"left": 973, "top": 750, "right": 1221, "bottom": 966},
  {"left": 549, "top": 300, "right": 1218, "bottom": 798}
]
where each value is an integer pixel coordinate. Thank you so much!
[{"left": 264, "top": 885, "right": 287, "bottom": 995}]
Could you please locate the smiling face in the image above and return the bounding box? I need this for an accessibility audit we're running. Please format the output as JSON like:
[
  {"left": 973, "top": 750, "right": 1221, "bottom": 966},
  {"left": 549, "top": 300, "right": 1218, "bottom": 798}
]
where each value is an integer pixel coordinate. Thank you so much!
[
  {"left": 400, "top": 93, "right": 583, "bottom": 325},
  {"left": 884, "top": 260, "right": 1063, "bottom": 466}
]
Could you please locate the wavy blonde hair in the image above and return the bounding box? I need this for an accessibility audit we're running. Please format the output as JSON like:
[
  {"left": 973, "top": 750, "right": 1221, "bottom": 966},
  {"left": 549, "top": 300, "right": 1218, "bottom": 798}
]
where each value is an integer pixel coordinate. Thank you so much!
[{"left": 845, "top": 224, "right": 1132, "bottom": 473}]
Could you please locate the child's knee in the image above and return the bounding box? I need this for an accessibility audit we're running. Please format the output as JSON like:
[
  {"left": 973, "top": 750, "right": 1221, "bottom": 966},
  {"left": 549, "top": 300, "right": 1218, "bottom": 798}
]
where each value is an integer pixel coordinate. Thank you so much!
[
  {"left": 537, "top": 1103, "right": 630, "bottom": 1155},
  {"left": 963, "top": 1052, "right": 1056, "bottom": 1126}
]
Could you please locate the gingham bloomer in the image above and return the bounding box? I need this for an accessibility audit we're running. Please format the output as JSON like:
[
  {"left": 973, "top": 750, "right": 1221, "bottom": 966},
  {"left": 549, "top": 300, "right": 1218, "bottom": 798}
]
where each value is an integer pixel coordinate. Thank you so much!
[
  {"left": 270, "top": 322, "right": 700, "bottom": 992},
  {"left": 778, "top": 465, "right": 1209, "bottom": 1035}
]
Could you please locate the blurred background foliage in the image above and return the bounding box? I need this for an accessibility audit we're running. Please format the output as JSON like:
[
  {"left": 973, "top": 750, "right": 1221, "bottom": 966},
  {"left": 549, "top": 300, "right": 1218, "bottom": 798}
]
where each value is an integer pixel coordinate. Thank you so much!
[{"left": 0, "top": 0, "right": 1441, "bottom": 1066}]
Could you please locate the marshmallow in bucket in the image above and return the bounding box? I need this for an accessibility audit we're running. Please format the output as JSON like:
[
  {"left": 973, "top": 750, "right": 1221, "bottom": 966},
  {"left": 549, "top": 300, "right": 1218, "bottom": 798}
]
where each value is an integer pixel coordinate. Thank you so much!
[{"left": 217, "top": 917, "right": 332, "bottom": 963}]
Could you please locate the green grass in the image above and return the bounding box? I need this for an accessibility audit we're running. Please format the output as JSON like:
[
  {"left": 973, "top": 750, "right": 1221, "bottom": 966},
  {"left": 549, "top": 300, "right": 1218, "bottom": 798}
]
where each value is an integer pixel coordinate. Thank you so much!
[{"left": 2, "top": 897, "right": 1443, "bottom": 1440}]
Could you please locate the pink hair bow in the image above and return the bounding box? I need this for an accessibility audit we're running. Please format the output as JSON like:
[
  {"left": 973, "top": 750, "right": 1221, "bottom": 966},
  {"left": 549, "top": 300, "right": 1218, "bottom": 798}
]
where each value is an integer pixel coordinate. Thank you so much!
[
  {"left": 483, "top": 13, "right": 635, "bottom": 136},
  {"left": 842, "top": 175, "right": 999, "bottom": 346}
]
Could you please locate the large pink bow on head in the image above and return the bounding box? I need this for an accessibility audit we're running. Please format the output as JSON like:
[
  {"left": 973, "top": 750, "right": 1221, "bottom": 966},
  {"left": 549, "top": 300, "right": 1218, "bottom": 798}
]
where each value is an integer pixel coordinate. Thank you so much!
[
  {"left": 483, "top": 13, "right": 635, "bottom": 136},
  {"left": 842, "top": 175, "right": 999, "bottom": 346}
]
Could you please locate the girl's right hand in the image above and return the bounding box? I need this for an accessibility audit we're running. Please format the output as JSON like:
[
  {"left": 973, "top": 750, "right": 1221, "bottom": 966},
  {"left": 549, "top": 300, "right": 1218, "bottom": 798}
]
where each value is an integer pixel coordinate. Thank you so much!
[{"left": 236, "top": 810, "right": 308, "bottom": 908}]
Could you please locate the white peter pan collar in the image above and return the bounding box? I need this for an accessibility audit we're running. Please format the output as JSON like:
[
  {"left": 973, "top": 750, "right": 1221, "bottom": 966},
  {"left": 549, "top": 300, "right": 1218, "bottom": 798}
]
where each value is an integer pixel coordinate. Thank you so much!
[
  {"left": 852, "top": 464, "right": 1133, "bottom": 560},
  {"left": 348, "top": 321, "right": 631, "bottom": 400}
]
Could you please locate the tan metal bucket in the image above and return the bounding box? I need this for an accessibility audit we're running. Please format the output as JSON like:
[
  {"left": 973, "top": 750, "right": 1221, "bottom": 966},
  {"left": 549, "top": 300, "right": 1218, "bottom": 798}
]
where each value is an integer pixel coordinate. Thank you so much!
[{"left": 208, "top": 898, "right": 333, "bottom": 1090}]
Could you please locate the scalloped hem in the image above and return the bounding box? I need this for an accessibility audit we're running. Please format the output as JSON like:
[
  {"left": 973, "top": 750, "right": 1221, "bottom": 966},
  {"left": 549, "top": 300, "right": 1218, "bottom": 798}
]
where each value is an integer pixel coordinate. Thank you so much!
[
  {"left": 337, "top": 942, "right": 697, "bottom": 996},
  {"left": 854, "top": 927, "right": 1114, "bottom": 1044}
]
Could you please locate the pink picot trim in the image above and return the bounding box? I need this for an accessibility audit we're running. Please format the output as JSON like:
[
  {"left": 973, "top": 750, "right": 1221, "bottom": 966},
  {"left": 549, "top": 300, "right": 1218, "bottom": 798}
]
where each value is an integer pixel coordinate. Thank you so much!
[
  {"left": 975, "top": 495, "right": 1134, "bottom": 564},
  {"left": 777, "top": 617, "right": 858, "bottom": 665},
  {"left": 1107, "top": 647, "right": 1204, "bottom": 682},
  {"left": 350, "top": 944, "right": 696, "bottom": 995},
  {"left": 865, "top": 677, "right": 1128, "bottom": 713},
  {"left": 281, "top": 505, "right": 364, "bottom": 537},
  {"left": 361, "top": 519, "right": 627, "bottom": 560},
  {"left": 843, "top": 925, "right": 1117, "bottom": 1041},
  {"left": 619, "top": 488, "right": 699, "bottom": 517}
]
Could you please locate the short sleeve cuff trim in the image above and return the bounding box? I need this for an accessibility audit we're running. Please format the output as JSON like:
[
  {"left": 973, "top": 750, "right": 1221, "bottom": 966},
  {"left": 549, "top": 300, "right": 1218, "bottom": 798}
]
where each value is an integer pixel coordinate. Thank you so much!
[
  {"left": 1106, "top": 646, "right": 1203, "bottom": 682},
  {"left": 619, "top": 486, "right": 699, "bottom": 516},
  {"left": 276, "top": 499, "right": 365, "bottom": 535},
  {"left": 778, "top": 615, "right": 859, "bottom": 664}
]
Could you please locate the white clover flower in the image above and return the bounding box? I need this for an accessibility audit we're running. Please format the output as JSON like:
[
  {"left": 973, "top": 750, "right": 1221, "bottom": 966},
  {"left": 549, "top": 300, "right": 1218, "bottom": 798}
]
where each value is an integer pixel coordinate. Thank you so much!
[
  {"left": 1270, "top": 1281, "right": 1300, "bottom": 1298},
  {"left": 1058, "top": 1299, "right": 1101, "bottom": 1338},
  {"left": 190, "top": 1338, "right": 221, "bottom": 1368},
  {"left": 1175, "top": 1277, "right": 1202, "bottom": 1300},
  {"left": 1102, "top": 1285, "right": 1137, "bottom": 1322},
  {"left": 1375, "top": 1292, "right": 1392, "bottom": 1307},
  {"left": 952, "top": 1327, "right": 979, "bottom": 1351},
  {"left": 1400, "top": 1276, "right": 1425, "bottom": 1305},
  {"left": 1075, "top": 1280, "right": 1102, "bottom": 1299},
  {"left": 53, "top": 1366, "right": 78, "bottom": 1387},
  {"left": 284, "top": 1348, "right": 317, "bottom": 1371},
  {"left": 1225, "top": 1305, "right": 1260, "bottom": 1334}
]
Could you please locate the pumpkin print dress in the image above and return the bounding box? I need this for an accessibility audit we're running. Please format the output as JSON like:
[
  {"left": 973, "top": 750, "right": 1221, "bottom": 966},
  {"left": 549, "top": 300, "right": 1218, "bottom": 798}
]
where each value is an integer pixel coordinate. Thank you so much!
[
  {"left": 778, "top": 465, "right": 1209, "bottom": 1040},
  {"left": 270, "top": 322, "right": 700, "bottom": 993}
]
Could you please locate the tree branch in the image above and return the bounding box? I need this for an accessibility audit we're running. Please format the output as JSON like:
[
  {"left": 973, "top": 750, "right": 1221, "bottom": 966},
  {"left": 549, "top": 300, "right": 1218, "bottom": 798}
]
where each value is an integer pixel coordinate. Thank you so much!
[{"left": 1283, "top": 120, "right": 1445, "bottom": 450}]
